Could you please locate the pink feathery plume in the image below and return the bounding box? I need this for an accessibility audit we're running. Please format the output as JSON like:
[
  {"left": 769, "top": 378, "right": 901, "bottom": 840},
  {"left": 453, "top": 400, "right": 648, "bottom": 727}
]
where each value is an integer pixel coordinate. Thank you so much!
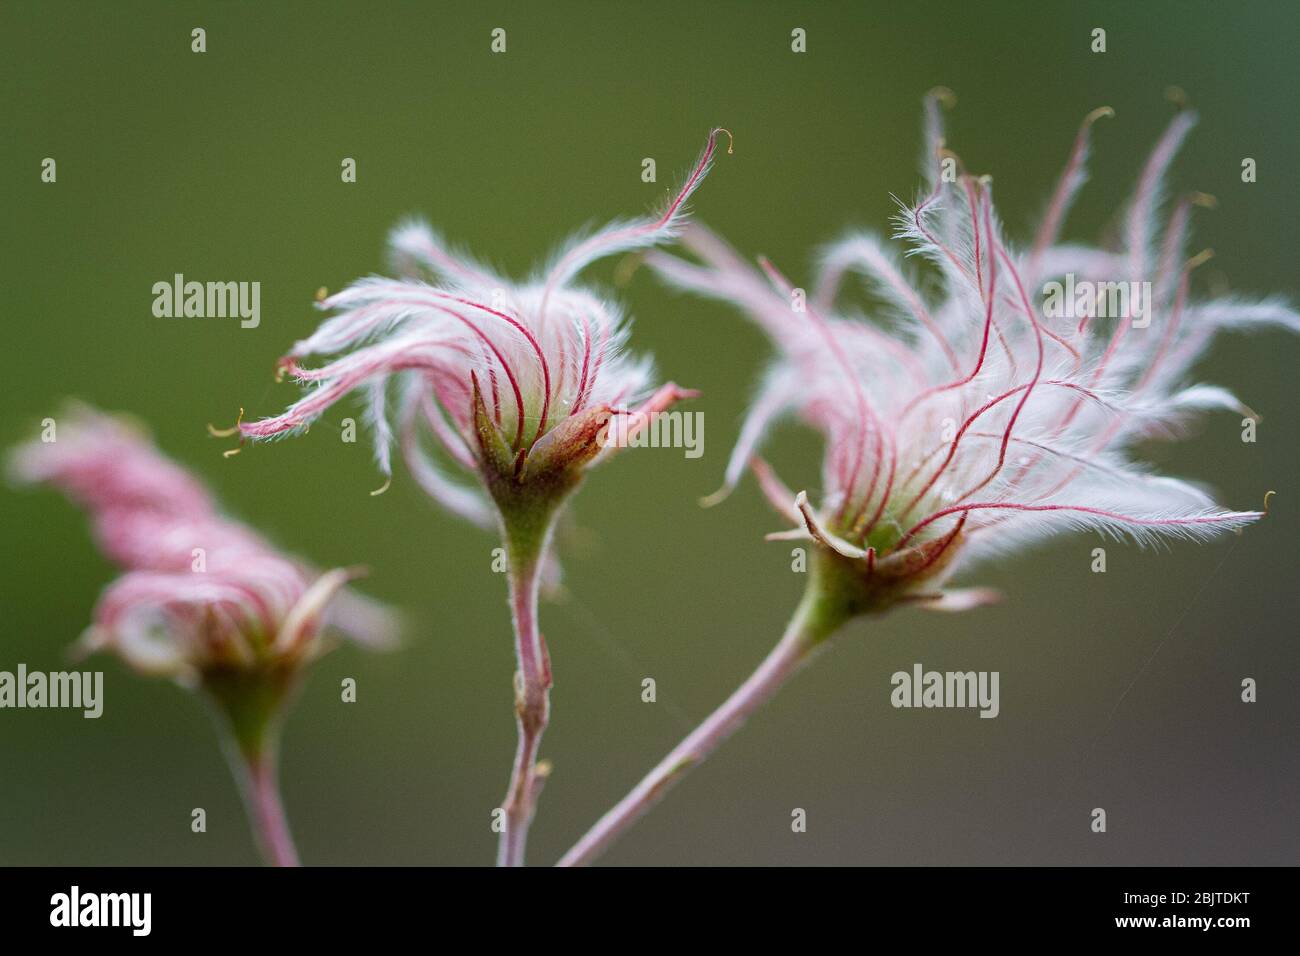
[
  {"left": 9, "top": 405, "right": 394, "bottom": 678},
  {"left": 649, "top": 97, "right": 1293, "bottom": 610},
  {"left": 236, "top": 129, "right": 732, "bottom": 507}
]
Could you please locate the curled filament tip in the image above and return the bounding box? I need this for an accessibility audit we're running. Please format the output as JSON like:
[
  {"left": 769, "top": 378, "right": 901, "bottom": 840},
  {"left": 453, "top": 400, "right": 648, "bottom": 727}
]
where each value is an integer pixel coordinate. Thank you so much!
[
  {"left": 699, "top": 482, "right": 733, "bottom": 509},
  {"left": 927, "top": 86, "right": 957, "bottom": 109},
  {"left": 207, "top": 407, "right": 245, "bottom": 439}
]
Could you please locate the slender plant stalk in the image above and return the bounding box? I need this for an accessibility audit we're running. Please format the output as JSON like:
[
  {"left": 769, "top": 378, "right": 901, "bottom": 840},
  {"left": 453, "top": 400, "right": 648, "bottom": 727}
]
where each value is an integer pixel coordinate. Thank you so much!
[
  {"left": 557, "top": 578, "right": 850, "bottom": 867},
  {"left": 236, "top": 746, "right": 301, "bottom": 867},
  {"left": 205, "top": 666, "right": 303, "bottom": 867},
  {"left": 496, "top": 522, "right": 556, "bottom": 867}
]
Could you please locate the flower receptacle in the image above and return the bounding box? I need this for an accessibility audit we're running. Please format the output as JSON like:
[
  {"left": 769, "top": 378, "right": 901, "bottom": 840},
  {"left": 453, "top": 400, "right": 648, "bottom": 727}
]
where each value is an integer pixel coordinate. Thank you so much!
[{"left": 201, "top": 662, "right": 300, "bottom": 765}]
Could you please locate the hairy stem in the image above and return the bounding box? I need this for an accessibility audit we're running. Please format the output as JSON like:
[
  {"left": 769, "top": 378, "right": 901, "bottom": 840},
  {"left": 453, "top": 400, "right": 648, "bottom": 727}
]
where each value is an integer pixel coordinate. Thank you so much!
[
  {"left": 556, "top": 576, "right": 850, "bottom": 867},
  {"left": 496, "top": 519, "right": 556, "bottom": 867}
]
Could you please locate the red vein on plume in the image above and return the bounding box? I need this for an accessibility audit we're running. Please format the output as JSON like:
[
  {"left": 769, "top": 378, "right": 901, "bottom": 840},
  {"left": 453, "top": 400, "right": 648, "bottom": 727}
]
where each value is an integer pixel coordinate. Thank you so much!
[
  {"left": 950, "top": 245, "right": 1046, "bottom": 503},
  {"left": 901, "top": 193, "right": 1000, "bottom": 420}
]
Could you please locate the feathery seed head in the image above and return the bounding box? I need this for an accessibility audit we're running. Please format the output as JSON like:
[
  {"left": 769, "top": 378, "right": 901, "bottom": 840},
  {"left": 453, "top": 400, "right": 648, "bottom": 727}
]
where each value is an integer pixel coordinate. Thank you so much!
[
  {"left": 8, "top": 405, "right": 394, "bottom": 683},
  {"left": 239, "top": 131, "right": 730, "bottom": 534},
  {"left": 652, "top": 97, "right": 1295, "bottom": 616}
]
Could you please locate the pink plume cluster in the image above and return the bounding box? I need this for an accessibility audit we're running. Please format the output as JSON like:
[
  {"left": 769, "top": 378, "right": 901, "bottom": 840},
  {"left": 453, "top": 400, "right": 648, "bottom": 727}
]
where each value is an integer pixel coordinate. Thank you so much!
[
  {"left": 651, "top": 97, "right": 1295, "bottom": 611},
  {"left": 9, "top": 405, "right": 393, "bottom": 678},
  {"left": 238, "top": 130, "right": 731, "bottom": 526}
]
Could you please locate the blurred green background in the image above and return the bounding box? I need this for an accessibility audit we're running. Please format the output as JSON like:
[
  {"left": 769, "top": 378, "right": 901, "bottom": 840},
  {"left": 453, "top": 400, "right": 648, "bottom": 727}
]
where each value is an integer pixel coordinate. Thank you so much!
[{"left": 2, "top": 0, "right": 1296, "bottom": 866}]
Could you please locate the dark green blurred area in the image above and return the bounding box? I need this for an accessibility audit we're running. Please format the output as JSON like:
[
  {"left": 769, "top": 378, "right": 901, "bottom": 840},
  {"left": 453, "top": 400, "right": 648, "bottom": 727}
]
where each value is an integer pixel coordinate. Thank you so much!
[{"left": 2, "top": 1, "right": 1296, "bottom": 866}]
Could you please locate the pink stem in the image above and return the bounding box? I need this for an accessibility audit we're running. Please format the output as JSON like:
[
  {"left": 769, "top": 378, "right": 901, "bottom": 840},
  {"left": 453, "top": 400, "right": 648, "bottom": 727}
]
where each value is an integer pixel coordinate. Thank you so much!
[
  {"left": 556, "top": 583, "right": 846, "bottom": 867},
  {"left": 497, "top": 547, "right": 552, "bottom": 867},
  {"left": 240, "top": 751, "right": 301, "bottom": 868}
]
